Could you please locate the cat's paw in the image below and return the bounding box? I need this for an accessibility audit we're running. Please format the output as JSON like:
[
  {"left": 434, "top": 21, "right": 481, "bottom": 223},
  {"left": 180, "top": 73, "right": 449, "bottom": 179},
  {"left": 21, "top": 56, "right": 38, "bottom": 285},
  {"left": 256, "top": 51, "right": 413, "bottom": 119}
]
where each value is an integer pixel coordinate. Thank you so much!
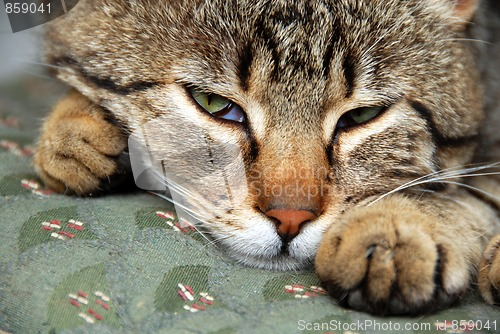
[
  {"left": 315, "top": 196, "right": 469, "bottom": 315},
  {"left": 479, "top": 235, "right": 500, "bottom": 306},
  {"left": 34, "top": 90, "right": 128, "bottom": 195}
]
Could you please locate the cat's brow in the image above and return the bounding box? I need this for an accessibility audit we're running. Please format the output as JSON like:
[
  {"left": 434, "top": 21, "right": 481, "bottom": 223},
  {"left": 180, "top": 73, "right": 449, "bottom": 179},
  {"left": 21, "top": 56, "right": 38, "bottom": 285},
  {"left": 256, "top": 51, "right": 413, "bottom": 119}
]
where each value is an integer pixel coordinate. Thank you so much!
[
  {"left": 238, "top": 44, "right": 253, "bottom": 91},
  {"left": 321, "top": 14, "right": 342, "bottom": 80},
  {"left": 342, "top": 55, "right": 356, "bottom": 98}
]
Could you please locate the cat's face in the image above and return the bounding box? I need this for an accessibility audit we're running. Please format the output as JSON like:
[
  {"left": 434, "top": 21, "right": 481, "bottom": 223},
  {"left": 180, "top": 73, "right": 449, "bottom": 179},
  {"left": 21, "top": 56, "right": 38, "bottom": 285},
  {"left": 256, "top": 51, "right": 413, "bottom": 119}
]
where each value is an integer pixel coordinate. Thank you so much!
[{"left": 45, "top": 0, "right": 482, "bottom": 269}]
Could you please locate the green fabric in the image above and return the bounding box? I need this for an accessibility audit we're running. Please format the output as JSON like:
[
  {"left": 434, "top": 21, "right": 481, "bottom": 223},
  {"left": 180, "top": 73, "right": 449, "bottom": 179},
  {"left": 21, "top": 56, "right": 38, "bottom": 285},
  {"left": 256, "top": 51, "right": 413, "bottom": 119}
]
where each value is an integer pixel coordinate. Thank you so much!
[{"left": 1, "top": 77, "right": 500, "bottom": 334}]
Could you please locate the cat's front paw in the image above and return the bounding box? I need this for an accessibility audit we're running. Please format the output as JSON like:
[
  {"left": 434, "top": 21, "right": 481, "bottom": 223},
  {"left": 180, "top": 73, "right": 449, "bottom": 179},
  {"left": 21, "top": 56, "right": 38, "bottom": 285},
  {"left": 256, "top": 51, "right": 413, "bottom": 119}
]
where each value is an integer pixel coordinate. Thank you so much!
[
  {"left": 34, "top": 90, "right": 128, "bottom": 195},
  {"left": 479, "top": 235, "right": 500, "bottom": 306},
  {"left": 315, "top": 196, "right": 469, "bottom": 315}
]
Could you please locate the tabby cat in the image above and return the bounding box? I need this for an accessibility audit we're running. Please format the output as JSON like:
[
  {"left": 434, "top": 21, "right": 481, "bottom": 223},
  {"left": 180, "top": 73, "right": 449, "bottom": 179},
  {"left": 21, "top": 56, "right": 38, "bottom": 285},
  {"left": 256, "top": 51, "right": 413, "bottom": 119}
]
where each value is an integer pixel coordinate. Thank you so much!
[{"left": 34, "top": 0, "right": 500, "bottom": 315}]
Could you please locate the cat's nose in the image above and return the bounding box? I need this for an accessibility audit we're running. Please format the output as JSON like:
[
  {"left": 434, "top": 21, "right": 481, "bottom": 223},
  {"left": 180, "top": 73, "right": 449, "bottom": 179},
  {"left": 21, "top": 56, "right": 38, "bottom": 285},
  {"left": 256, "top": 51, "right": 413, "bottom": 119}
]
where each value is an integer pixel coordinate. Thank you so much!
[{"left": 266, "top": 209, "right": 317, "bottom": 241}]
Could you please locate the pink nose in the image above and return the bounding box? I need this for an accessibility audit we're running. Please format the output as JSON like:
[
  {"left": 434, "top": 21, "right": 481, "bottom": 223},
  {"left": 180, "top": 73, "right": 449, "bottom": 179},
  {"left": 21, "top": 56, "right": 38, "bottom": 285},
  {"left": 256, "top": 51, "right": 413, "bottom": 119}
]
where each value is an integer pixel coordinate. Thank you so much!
[{"left": 265, "top": 209, "right": 317, "bottom": 238}]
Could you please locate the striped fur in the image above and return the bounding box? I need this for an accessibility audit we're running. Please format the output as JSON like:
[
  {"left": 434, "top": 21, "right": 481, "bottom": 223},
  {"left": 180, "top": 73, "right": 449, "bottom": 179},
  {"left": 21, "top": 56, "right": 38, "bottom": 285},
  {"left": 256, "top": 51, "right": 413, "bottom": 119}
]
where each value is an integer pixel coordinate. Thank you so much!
[{"left": 35, "top": 0, "right": 499, "bottom": 314}]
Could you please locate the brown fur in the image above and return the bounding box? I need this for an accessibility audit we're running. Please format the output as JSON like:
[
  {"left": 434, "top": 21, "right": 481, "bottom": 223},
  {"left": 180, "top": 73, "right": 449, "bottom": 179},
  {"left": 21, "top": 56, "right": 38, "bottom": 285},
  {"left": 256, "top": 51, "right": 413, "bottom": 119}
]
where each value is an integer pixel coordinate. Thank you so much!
[
  {"left": 35, "top": 89, "right": 127, "bottom": 194},
  {"left": 479, "top": 235, "right": 500, "bottom": 304},
  {"left": 35, "top": 0, "right": 500, "bottom": 315}
]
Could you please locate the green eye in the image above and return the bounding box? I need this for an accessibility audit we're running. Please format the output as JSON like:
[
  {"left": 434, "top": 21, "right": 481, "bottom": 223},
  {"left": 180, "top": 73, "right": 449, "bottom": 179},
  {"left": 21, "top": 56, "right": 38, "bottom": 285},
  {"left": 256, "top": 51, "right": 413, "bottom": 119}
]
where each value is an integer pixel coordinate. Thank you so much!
[
  {"left": 190, "top": 88, "right": 231, "bottom": 114},
  {"left": 188, "top": 88, "right": 246, "bottom": 123},
  {"left": 350, "top": 106, "right": 383, "bottom": 124},
  {"left": 337, "top": 106, "right": 385, "bottom": 129}
]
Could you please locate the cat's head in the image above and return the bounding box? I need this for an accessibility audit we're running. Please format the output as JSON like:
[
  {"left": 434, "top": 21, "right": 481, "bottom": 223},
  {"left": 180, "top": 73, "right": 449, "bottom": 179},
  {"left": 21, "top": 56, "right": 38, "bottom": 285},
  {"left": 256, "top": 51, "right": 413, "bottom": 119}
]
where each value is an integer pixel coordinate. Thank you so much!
[{"left": 45, "top": 0, "right": 483, "bottom": 269}]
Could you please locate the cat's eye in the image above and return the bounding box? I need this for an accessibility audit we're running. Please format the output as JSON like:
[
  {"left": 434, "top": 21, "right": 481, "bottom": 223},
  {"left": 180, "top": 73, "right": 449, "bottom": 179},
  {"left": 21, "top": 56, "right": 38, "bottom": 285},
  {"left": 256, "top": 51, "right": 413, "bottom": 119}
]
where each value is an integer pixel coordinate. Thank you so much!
[
  {"left": 337, "top": 106, "right": 385, "bottom": 129},
  {"left": 189, "top": 88, "right": 245, "bottom": 123}
]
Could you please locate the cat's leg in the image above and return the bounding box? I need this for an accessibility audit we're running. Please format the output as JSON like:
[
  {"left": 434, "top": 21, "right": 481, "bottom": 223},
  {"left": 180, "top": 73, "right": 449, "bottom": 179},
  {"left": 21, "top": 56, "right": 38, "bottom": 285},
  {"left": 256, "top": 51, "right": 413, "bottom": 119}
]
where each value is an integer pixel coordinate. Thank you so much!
[
  {"left": 479, "top": 235, "right": 500, "bottom": 305},
  {"left": 34, "top": 89, "right": 129, "bottom": 195},
  {"left": 315, "top": 192, "right": 499, "bottom": 315}
]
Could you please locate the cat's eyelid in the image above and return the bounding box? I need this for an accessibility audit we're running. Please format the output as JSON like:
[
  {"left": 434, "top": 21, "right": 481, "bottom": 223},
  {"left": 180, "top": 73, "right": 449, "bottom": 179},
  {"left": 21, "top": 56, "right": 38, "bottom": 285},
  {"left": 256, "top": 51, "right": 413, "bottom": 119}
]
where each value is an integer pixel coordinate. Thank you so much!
[
  {"left": 354, "top": 90, "right": 401, "bottom": 107},
  {"left": 183, "top": 84, "right": 248, "bottom": 110},
  {"left": 355, "top": 98, "right": 396, "bottom": 110},
  {"left": 185, "top": 85, "right": 234, "bottom": 104},
  {"left": 339, "top": 94, "right": 398, "bottom": 112},
  {"left": 185, "top": 81, "right": 243, "bottom": 106}
]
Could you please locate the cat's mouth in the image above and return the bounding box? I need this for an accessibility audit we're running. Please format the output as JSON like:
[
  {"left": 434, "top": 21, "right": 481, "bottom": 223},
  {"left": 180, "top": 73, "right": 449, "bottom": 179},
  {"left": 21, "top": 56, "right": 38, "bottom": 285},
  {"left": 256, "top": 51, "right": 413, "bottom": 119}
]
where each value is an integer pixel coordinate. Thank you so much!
[{"left": 208, "top": 214, "right": 328, "bottom": 271}]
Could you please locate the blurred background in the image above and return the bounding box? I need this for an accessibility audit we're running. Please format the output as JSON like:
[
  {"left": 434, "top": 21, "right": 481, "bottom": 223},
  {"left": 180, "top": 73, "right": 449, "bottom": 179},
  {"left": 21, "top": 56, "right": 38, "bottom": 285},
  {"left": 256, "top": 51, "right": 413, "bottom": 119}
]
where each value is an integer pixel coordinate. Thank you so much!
[
  {"left": 0, "top": 7, "right": 41, "bottom": 82},
  {"left": 0, "top": 6, "right": 65, "bottom": 142}
]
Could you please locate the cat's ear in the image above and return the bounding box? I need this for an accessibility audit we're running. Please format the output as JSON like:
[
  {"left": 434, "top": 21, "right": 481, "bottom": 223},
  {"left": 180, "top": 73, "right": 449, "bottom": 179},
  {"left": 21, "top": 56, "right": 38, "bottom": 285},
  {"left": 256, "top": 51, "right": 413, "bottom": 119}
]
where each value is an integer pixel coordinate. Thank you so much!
[{"left": 450, "top": 0, "right": 479, "bottom": 21}]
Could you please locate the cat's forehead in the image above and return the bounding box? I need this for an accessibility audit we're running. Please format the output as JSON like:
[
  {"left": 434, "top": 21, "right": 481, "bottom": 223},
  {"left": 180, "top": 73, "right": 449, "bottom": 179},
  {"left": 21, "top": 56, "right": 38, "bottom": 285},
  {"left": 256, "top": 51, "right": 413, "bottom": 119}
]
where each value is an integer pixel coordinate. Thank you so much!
[
  {"left": 179, "top": 0, "right": 376, "bottom": 70},
  {"left": 168, "top": 0, "right": 437, "bottom": 107}
]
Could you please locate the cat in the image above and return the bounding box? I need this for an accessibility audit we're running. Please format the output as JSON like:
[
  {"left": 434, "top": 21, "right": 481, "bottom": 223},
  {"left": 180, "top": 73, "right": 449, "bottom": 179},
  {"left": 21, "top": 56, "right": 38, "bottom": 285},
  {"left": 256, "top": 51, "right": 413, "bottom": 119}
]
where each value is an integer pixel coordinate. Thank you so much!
[{"left": 34, "top": 0, "right": 500, "bottom": 315}]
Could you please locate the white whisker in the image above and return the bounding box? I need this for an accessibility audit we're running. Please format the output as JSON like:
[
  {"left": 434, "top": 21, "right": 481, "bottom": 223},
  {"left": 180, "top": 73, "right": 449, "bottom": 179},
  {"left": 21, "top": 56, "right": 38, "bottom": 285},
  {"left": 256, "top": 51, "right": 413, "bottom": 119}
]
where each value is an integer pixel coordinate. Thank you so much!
[
  {"left": 16, "top": 59, "right": 68, "bottom": 71},
  {"left": 367, "top": 162, "right": 500, "bottom": 207},
  {"left": 17, "top": 68, "right": 54, "bottom": 80},
  {"left": 150, "top": 191, "right": 231, "bottom": 252},
  {"left": 146, "top": 168, "right": 203, "bottom": 202},
  {"left": 433, "top": 191, "right": 481, "bottom": 214},
  {"left": 151, "top": 192, "right": 208, "bottom": 224},
  {"left": 438, "top": 181, "right": 499, "bottom": 201},
  {"left": 440, "top": 38, "right": 494, "bottom": 46},
  {"left": 199, "top": 234, "right": 232, "bottom": 250}
]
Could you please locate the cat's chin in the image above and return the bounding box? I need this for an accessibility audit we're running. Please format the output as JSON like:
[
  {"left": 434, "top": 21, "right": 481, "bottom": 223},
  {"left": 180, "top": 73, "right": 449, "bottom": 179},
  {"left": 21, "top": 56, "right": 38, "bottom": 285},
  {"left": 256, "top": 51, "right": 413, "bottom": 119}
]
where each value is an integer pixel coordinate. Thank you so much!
[
  {"left": 228, "top": 251, "right": 314, "bottom": 271},
  {"left": 222, "top": 237, "right": 316, "bottom": 271}
]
